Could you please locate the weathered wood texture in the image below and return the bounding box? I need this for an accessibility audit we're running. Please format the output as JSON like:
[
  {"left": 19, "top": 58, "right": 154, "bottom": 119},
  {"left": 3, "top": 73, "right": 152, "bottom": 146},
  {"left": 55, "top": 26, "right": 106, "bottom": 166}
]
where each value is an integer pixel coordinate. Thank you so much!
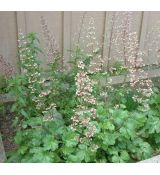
[
  {"left": 0, "top": 12, "right": 18, "bottom": 73},
  {"left": 0, "top": 11, "right": 160, "bottom": 73},
  {"left": 0, "top": 94, "right": 15, "bottom": 103}
]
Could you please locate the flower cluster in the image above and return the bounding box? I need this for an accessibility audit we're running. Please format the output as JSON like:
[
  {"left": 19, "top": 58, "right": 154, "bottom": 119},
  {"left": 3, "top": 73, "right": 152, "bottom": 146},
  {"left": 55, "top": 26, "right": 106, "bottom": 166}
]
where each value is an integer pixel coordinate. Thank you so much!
[
  {"left": 71, "top": 60, "right": 97, "bottom": 141},
  {"left": 85, "top": 18, "right": 99, "bottom": 53},
  {"left": 18, "top": 32, "right": 41, "bottom": 92},
  {"left": 108, "top": 12, "right": 153, "bottom": 109},
  {"left": 41, "top": 16, "right": 64, "bottom": 74},
  {"left": 108, "top": 12, "right": 133, "bottom": 66},
  {"left": 18, "top": 32, "right": 56, "bottom": 121},
  {"left": 88, "top": 54, "right": 105, "bottom": 74},
  {"left": 41, "top": 16, "right": 60, "bottom": 64},
  {"left": 71, "top": 107, "right": 97, "bottom": 141},
  {"left": 76, "top": 62, "right": 96, "bottom": 105},
  {"left": 124, "top": 32, "right": 153, "bottom": 108},
  {"left": 76, "top": 17, "right": 99, "bottom": 52},
  {"left": 75, "top": 17, "right": 104, "bottom": 74},
  {"left": 71, "top": 107, "right": 96, "bottom": 126}
]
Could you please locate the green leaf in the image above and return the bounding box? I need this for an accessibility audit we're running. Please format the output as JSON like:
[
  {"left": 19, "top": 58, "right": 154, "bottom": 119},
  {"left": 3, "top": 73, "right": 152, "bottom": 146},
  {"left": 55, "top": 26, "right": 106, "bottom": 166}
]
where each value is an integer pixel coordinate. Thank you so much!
[
  {"left": 63, "top": 131, "right": 78, "bottom": 147},
  {"left": 20, "top": 109, "right": 28, "bottom": 118},
  {"left": 155, "top": 134, "right": 160, "bottom": 144},
  {"left": 79, "top": 144, "right": 88, "bottom": 150},
  {"left": 102, "top": 133, "right": 117, "bottom": 146},
  {"left": 25, "top": 117, "right": 43, "bottom": 127},
  {"left": 134, "top": 112, "right": 147, "bottom": 128},
  {"left": 31, "top": 152, "right": 52, "bottom": 163},
  {"left": 62, "top": 146, "right": 75, "bottom": 155},
  {"left": 15, "top": 132, "right": 23, "bottom": 144},
  {"left": 119, "top": 127, "right": 130, "bottom": 139},
  {"left": 132, "top": 139, "right": 153, "bottom": 160},
  {"left": 17, "top": 145, "right": 28, "bottom": 155},
  {"left": 67, "top": 155, "right": 80, "bottom": 163},
  {"left": 65, "top": 139, "right": 78, "bottom": 147},
  {"left": 29, "top": 147, "right": 44, "bottom": 154},
  {"left": 11, "top": 104, "right": 17, "bottom": 112},
  {"left": 19, "top": 98, "right": 26, "bottom": 106},
  {"left": 43, "top": 135, "right": 58, "bottom": 151},
  {"left": 111, "top": 155, "right": 124, "bottom": 163},
  {"left": 101, "top": 120, "right": 115, "bottom": 131},
  {"left": 97, "top": 106, "right": 106, "bottom": 117},
  {"left": 112, "top": 109, "right": 128, "bottom": 126},
  {"left": 148, "top": 117, "right": 160, "bottom": 134},
  {"left": 120, "top": 150, "right": 130, "bottom": 161},
  {"left": 68, "top": 150, "right": 85, "bottom": 163},
  {"left": 126, "top": 119, "right": 136, "bottom": 131}
]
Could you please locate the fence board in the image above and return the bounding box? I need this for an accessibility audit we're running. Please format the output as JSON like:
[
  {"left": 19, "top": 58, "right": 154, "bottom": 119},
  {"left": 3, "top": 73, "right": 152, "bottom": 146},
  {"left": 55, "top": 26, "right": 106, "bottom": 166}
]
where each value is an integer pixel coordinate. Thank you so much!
[
  {"left": 106, "top": 12, "right": 143, "bottom": 65},
  {"left": 0, "top": 11, "right": 160, "bottom": 75},
  {"left": 70, "top": 11, "right": 105, "bottom": 46},
  {"left": 63, "top": 11, "right": 72, "bottom": 69},
  {"left": 0, "top": 12, "right": 18, "bottom": 73},
  {"left": 139, "top": 12, "right": 160, "bottom": 65}
]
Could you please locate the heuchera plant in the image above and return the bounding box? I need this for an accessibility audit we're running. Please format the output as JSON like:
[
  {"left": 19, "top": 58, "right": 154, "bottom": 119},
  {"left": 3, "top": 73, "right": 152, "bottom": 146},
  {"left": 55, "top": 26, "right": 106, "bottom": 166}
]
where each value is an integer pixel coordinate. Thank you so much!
[{"left": 5, "top": 16, "right": 160, "bottom": 162}]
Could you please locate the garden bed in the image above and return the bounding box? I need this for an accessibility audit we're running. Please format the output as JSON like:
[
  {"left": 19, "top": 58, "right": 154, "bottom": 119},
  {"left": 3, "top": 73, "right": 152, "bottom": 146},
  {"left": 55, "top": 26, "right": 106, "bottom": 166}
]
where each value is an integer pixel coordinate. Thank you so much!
[
  {"left": 0, "top": 96, "right": 16, "bottom": 162},
  {"left": 0, "top": 111, "right": 16, "bottom": 152},
  {"left": 0, "top": 109, "right": 160, "bottom": 163},
  {"left": 1, "top": 30, "right": 160, "bottom": 162}
]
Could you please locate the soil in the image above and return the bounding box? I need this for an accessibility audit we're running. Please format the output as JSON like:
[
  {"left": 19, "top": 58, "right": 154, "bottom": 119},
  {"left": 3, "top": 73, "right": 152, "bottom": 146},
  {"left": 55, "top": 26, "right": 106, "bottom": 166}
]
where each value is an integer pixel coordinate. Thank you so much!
[{"left": 0, "top": 106, "right": 16, "bottom": 153}]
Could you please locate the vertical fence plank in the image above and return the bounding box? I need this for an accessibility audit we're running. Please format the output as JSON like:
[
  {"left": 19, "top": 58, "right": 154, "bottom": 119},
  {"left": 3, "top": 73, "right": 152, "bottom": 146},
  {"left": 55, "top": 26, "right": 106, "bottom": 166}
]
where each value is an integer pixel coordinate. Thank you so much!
[
  {"left": 63, "top": 11, "right": 72, "bottom": 69},
  {"left": 102, "top": 11, "right": 115, "bottom": 69},
  {"left": 70, "top": 12, "right": 106, "bottom": 48},
  {"left": 0, "top": 12, "right": 18, "bottom": 74},
  {"left": 16, "top": 11, "right": 27, "bottom": 35},
  {"left": 104, "top": 12, "right": 143, "bottom": 66},
  {"left": 139, "top": 12, "right": 160, "bottom": 65}
]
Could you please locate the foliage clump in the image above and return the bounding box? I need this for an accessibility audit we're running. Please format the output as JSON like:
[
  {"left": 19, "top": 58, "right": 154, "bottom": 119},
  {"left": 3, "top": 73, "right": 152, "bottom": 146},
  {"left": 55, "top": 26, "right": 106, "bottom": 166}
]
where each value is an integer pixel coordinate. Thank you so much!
[{"left": 1, "top": 16, "right": 160, "bottom": 163}]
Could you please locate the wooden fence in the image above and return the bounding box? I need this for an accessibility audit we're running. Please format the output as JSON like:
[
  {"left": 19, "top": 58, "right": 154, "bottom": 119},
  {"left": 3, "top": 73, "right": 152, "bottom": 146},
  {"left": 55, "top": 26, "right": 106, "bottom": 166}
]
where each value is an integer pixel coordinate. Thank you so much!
[{"left": 1, "top": 11, "right": 160, "bottom": 73}]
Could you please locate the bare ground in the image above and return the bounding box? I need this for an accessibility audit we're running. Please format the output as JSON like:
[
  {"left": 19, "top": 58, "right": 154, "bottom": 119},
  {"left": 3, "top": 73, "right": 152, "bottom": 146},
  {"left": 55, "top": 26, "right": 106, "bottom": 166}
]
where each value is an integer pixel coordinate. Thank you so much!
[{"left": 0, "top": 109, "right": 16, "bottom": 153}]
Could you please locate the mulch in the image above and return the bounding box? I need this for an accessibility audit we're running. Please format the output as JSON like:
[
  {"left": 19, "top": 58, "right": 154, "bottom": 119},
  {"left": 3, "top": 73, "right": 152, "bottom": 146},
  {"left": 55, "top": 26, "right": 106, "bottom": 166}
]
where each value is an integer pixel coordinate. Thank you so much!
[{"left": 0, "top": 106, "right": 16, "bottom": 153}]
